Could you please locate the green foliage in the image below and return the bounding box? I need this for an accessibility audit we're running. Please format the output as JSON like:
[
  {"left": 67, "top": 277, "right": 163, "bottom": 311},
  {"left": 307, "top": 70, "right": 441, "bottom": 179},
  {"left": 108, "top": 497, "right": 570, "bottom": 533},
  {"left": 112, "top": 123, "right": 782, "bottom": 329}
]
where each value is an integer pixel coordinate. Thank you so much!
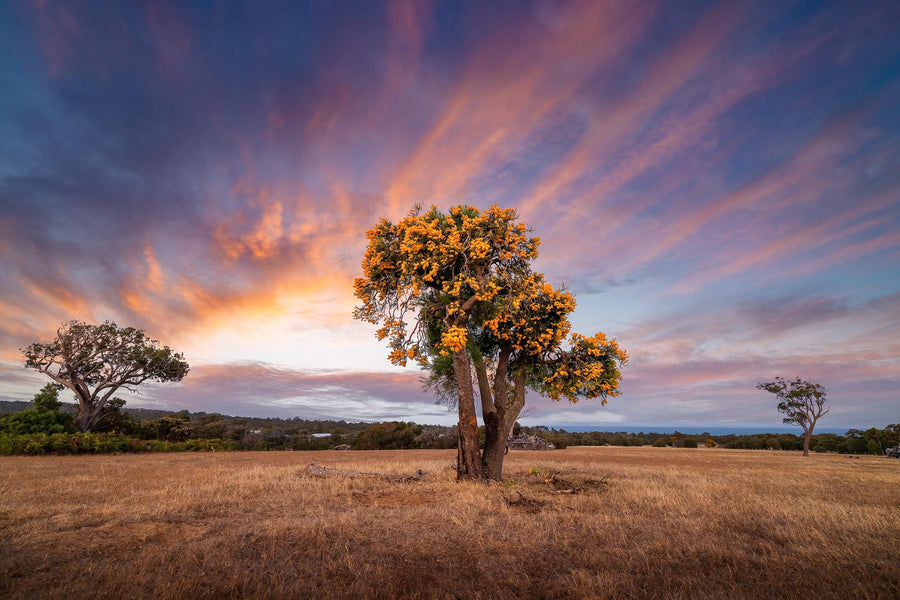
[
  {"left": 150, "top": 411, "right": 193, "bottom": 442},
  {"left": 682, "top": 437, "right": 698, "bottom": 448},
  {"left": 415, "top": 425, "right": 458, "bottom": 449},
  {"left": 757, "top": 377, "right": 830, "bottom": 456},
  {"left": 0, "top": 409, "right": 75, "bottom": 435},
  {"left": 0, "top": 384, "right": 75, "bottom": 435},
  {"left": 91, "top": 397, "right": 141, "bottom": 434},
  {"left": 538, "top": 431, "right": 568, "bottom": 449},
  {"left": 353, "top": 421, "right": 423, "bottom": 450},
  {"left": 354, "top": 205, "right": 627, "bottom": 480},
  {"left": 652, "top": 438, "right": 668, "bottom": 447},
  {"left": 22, "top": 320, "right": 189, "bottom": 431},
  {"left": 32, "top": 383, "right": 63, "bottom": 413},
  {"left": 757, "top": 377, "right": 829, "bottom": 432},
  {"left": 0, "top": 432, "right": 236, "bottom": 455}
]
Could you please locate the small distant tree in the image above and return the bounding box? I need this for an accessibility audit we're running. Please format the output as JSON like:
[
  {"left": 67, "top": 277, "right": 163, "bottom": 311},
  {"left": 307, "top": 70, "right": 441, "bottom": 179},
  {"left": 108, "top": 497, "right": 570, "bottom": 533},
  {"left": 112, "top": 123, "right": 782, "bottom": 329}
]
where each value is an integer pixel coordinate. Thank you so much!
[
  {"left": 152, "top": 411, "right": 193, "bottom": 442},
  {"left": 22, "top": 321, "right": 189, "bottom": 432},
  {"left": 757, "top": 377, "right": 829, "bottom": 456},
  {"left": 0, "top": 384, "right": 74, "bottom": 435},
  {"left": 32, "top": 383, "right": 64, "bottom": 412}
]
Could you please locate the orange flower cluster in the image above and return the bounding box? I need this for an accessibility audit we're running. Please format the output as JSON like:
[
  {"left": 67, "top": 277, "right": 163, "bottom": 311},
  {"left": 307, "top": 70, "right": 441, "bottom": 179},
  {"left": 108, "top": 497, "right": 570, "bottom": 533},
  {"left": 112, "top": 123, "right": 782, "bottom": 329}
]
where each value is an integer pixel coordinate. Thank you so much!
[
  {"left": 353, "top": 204, "right": 540, "bottom": 362},
  {"left": 354, "top": 203, "right": 626, "bottom": 406},
  {"left": 540, "top": 333, "right": 628, "bottom": 403}
]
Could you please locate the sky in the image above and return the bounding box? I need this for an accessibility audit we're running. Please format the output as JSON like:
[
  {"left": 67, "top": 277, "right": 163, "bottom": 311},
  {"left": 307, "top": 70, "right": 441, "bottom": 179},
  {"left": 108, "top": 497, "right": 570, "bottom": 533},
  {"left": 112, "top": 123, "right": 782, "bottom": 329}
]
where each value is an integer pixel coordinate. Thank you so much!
[{"left": 0, "top": 0, "right": 897, "bottom": 431}]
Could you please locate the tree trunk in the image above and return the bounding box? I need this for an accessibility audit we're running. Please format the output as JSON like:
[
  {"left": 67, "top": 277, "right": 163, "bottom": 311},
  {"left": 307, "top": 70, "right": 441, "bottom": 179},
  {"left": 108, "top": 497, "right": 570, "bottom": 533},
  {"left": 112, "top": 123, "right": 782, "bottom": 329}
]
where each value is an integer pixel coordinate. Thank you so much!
[
  {"left": 482, "top": 365, "right": 525, "bottom": 481},
  {"left": 452, "top": 348, "right": 482, "bottom": 480},
  {"left": 482, "top": 412, "right": 511, "bottom": 481},
  {"left": 802, "top": 428, "right": 811, "bottom": 456},
  {"left": 73, "top": 388, "right": 99, "bottom": 432}
]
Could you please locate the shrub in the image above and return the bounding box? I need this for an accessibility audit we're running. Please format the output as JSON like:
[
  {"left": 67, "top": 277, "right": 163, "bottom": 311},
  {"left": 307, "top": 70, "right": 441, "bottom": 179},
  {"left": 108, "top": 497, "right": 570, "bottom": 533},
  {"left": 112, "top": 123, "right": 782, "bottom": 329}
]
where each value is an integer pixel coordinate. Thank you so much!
[
  {"left": 0, "top": 410, "right": 75, "bottom": 435},
  {"left": 354, "top": 421, "right": 422, "bottom": 450},
  {"left": 0, "top": 432, "right": 236, "bottom": 455},
  {"left": 652, "top": 438, "right": 668, "bottom": 447}
]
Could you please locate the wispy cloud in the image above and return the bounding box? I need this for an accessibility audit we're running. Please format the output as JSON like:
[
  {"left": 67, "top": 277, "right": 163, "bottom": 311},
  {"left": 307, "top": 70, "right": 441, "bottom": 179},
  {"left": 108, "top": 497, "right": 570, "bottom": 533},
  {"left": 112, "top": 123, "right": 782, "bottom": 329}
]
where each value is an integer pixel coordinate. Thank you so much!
[{"left": 0, "top": 1, "right": 897, "bottom": 428}]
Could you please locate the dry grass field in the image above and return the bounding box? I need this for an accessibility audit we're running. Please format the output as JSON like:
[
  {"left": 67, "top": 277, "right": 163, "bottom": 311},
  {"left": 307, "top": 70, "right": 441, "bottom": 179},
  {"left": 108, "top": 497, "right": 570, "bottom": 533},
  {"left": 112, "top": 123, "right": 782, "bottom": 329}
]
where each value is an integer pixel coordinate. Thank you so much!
[{"left": 1, "top": 447, "right": 898, "bottom": 599}]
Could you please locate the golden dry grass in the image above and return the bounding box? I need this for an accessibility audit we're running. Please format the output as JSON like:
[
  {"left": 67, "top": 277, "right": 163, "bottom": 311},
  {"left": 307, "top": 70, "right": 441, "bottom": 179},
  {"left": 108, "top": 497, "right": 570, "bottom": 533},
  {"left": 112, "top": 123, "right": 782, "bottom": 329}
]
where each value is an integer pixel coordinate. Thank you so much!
[{"left": 1, "top": 447, "right": 898, "bottom": 599}]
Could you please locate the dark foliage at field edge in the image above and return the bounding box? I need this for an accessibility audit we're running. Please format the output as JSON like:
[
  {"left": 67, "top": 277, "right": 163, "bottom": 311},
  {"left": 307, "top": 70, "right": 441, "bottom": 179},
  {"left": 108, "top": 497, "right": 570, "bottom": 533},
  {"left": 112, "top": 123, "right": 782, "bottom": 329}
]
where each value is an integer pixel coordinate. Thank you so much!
[{"left": 1, "top": 401, "right": 896, "bottom": 455}]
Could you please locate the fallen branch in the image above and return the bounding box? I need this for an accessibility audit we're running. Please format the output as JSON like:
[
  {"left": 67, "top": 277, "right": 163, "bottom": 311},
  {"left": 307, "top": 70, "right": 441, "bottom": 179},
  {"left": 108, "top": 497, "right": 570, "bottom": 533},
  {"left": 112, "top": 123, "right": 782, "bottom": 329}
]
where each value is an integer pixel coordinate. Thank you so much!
[
  {"left": 304, "top": 461, "right": 425, "bottom": 482},
  {"left": 505, "top": 491, "right": 546, "bottom": 510},
  {"left": 545, "top": 473, "right": 581, "bottom": 493}
]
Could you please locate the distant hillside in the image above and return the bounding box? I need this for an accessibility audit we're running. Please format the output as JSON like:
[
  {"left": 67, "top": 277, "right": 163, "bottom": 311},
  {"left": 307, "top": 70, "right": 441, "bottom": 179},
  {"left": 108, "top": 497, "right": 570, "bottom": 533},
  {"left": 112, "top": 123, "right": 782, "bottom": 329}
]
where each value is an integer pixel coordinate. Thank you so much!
[
  {"left": 0, "top": 400, "right": 175, "bottom": 420},
  {"left": 0, "top": 401, "right": 32, "bottom": 415}
]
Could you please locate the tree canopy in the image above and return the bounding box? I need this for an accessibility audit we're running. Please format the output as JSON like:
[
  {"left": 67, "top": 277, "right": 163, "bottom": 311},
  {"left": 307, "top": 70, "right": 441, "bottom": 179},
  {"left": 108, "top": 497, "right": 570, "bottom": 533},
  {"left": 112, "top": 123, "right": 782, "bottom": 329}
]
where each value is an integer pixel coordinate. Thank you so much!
[
  {"left": 0, "top": 384, "right": 74, "bottom": 436},
  {"left": 757, "top": 376, "right": 829, "bottom": 456},
  {"left": 22, "top": 321, "right": 189, "bottom": 432},
  {"left": 354, "top": 204, "right": 626, "bottom": 480}
]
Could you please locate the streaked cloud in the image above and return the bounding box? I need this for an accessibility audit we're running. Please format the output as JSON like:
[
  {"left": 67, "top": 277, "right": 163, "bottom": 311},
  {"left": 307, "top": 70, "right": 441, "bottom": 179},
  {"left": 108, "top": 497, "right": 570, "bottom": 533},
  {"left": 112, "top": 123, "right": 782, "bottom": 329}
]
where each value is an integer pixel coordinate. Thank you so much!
[{"left": 0, "top": 0, "right": 897, "bottom": 429}]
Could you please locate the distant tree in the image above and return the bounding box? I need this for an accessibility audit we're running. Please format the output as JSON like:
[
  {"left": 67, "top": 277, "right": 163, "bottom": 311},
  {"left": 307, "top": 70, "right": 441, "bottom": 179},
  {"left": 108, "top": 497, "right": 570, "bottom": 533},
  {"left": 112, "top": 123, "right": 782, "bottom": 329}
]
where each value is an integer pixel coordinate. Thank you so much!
[
  {"left": 32, "top": 383, "right": 64, "bottom": 413},
  {"left": 354, "top": 421, "right": 423, "bottom": 450},
  {"left": 22, "top": 321, "right": 189, "bottom": 432},
  {"left": 757, "top": 377, "right": 829, "bottom": 456},
  {"left": 846, "top": 425, "right": 900, "bottom": 455},
  {"left": 0, "top": 384, "right": 74, "bottom": 435},
  {"left": 152, "top": 411, "right": 193, "bottom": 442},
  {"left": 884, "top": 424, "right": 900, "bottom": 451}
]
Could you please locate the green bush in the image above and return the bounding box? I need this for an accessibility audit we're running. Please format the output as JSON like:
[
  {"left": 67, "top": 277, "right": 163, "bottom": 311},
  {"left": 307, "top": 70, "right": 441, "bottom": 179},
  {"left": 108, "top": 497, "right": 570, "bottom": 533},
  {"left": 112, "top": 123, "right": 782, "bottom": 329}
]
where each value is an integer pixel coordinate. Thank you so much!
[
  {"left": 0, "top": 432, "right": 236, "bottom": 455},
  {"left": 0, "top": 410, "right": 75, "bottom": 435},
  {"left": 354, "top": 421, "right": 422, "bottom": 450},
  {"left": 651, "top": 438, "right": 668, "bottom": 447}
]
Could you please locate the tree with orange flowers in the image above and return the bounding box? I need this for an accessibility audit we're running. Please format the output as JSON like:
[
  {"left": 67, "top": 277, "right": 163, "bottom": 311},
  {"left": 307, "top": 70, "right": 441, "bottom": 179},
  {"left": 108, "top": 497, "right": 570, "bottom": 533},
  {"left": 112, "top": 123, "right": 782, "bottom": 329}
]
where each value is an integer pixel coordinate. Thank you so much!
[{"left": 354, "top": 205, "right": 626, "bottom": 480}]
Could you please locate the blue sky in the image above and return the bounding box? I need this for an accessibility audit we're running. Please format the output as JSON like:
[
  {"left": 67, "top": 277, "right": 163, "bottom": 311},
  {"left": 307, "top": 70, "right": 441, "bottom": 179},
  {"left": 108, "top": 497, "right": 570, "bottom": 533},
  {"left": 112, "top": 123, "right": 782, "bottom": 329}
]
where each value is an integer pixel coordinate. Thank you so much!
[{"left": 0, "top": 0, "right": 897, "bottom": 430}]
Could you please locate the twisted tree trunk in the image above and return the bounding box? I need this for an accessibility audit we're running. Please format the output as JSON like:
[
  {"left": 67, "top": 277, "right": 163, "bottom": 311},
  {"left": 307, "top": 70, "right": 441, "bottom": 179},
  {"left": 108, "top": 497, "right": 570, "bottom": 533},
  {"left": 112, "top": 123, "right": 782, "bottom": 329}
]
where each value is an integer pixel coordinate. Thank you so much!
[
  {"left": 452, "top": 348, "right": 483, "bottom": 480},
  {"left": 482, "top": 359, "right": 526, "bottom": 481}
]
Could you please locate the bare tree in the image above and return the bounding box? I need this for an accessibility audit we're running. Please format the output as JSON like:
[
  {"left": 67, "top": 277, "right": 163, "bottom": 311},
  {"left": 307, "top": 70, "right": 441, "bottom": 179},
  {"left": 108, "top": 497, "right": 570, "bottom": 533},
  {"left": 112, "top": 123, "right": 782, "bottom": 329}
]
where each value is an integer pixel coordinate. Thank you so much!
[
  {"left": 22, "top": 321, "right": 189, "bottom": 431},
  {"left": 757, "top": 377, "right": 829, "bottom": 456}
]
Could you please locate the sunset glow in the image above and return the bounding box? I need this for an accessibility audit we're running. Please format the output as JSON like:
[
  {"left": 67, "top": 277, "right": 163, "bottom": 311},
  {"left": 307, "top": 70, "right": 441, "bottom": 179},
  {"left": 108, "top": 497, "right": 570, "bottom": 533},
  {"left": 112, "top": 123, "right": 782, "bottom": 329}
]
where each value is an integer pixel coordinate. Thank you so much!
[{"left": 1, "top": 0, "right": 897, "bottom": 429}]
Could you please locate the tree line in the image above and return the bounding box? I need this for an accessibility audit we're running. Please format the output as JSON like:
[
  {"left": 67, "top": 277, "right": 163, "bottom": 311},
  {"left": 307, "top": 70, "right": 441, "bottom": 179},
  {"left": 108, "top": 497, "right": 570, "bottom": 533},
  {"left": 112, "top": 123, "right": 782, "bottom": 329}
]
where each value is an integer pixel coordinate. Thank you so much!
[
  {"left": 527, "top": 425, "right": 900, "bottom": 455},
  {"left": 2, "top": 392, "right": 896, "bottom": 456},
  {"left": 0, "top": 389, "right": 458, "bottom": 454}
]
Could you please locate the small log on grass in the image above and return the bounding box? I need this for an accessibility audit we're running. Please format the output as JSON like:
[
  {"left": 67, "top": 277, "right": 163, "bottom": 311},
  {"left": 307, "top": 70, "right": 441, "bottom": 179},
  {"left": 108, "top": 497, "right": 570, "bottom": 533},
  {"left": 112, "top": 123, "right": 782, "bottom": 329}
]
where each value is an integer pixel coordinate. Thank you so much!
[
  {"left": 304, "top": 461, "right": 425, "bottom": 482},
  {"left": 545, "top": 473, "right": 581, "bottom": 493},
  {"left": 505, "top": 491, "right": 546, "bottom": 510}
]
